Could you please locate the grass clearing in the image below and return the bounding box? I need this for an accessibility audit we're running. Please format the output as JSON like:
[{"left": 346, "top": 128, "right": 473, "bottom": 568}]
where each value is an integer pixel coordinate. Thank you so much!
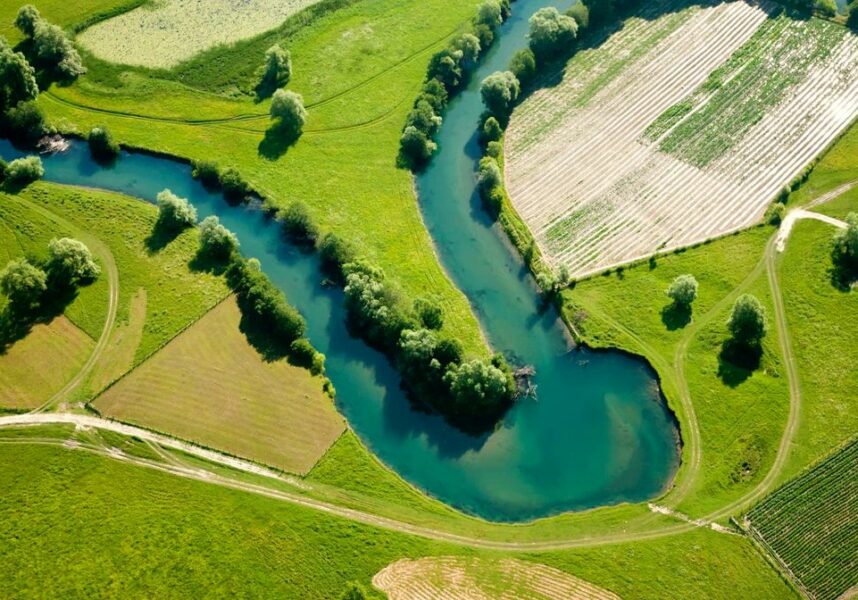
[
  {"left": 746, "top": 438, "right": 857, "bottom": 600},
  {"left": 78, "top": 0, "right": 324, "bottom": 69},
  {"left": 0, "top": 317, "right": 93, "bottom": 409},
  {"left": 95, "top": 296, "right": 343, "bottom": 474}
]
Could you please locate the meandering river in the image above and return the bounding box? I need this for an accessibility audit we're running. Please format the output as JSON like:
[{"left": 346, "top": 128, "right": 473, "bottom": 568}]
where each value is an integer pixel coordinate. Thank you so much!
[{"left": 0, "top": 0, "right": 679, "bottom": 521}]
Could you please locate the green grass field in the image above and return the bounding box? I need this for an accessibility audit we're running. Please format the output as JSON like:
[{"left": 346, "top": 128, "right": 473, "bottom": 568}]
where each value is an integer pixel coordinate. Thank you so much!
[
  {"left": 0, "top": 439, "right": 795, "bottom": 599},
  {"left": 747, "top": 438, "right": 857, "bottom": 600},
  {"left": 96, "top": 296, "right": 344, "bottom": 474},
  {"left": 0, "top": 0, "right": 144, "bottom": 43}
]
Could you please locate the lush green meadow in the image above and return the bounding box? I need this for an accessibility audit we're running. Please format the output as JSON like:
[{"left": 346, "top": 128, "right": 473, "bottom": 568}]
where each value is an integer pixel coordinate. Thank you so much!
[
  {"left": 0, "top": 440, "right": 794, "bottom": 599},
  {"left": 0, "top": 0, "right": 144, "bottom": 43}
]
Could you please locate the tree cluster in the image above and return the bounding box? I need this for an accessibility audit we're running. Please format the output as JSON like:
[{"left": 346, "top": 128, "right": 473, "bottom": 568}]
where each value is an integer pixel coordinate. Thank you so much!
[
  {"left": 15, "top": 5, "right": 85, "bottom": 79},
  {"left": 88, "top": 126, "right": 120, "bottom": 162},
  {"left": 190, "top": 160, "right": 252, "bottom": 202}
]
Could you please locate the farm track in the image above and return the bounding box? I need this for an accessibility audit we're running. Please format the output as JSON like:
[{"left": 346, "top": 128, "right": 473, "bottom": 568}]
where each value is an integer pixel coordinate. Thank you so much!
[{"left": 505, "top": 2, "right": 858, "bottom": 278}]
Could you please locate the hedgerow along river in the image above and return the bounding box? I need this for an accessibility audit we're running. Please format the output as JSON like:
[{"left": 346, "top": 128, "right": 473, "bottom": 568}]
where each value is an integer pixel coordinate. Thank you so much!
[{"left": 0, "top": 0, "right": 679, "bottom": 521}]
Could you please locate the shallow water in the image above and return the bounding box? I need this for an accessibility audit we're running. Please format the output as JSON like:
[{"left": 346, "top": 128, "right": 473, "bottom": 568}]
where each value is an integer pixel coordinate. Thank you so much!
[{"left": 0, "top": 0, "right": 679, "bottom": 521}]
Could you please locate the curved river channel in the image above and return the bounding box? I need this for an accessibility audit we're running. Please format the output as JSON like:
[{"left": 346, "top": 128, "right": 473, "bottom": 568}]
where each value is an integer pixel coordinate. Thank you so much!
[{"left": 0, "top": 0, "right": 679, "bottom": 521}]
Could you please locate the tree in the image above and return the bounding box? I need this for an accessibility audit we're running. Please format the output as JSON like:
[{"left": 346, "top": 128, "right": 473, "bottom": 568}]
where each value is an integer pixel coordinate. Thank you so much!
[
  {"left": 198, "top": 216, "right": 239, "bottom": 260},
  {"left": 191, "top": 159, "right": 220, "bottom": 188},
  {"left": 529, "top": 7, "right": 578, "bottom": 61},
  {"left": 257, "top": 44, "right": 291, "bottom": 94},
  {"left": 414, "top": 296, "right": 444, "bottom": 329},
  {"left": 666, "top": 274, "right": 698, "bottom": 308},
  {"left": 270, "top": 89, "right": 306, "bottom": 136},
  {"left": 14, "top": 5, "right": 41, "bottom": 38},
  {"left": 849, "top": 0, "right": 858, "bottom": 28},
  {"left": 831, "top": 212, "right": 858, "bottom": 274},
  {"left": 156, "top": 189, "right": 197, "bottom": 230},
  {"left": 478, "top": 156, "right": 502, "bottom": 194},
  {"left": 727, "top": 294, "right": 767, "bottom": 346},
  {"left": 32, "top": 21, "right": 85, "bottom": 78},
  {"left": 219, "top": 166, "right": 250, "bottom": 201},
  {"left": 427, "top": 48, "right": 464, "bottom": 90},
  {"left": 48, "top": 238, "right": 100, "bottom": 284},
  {"left": 405, "top": 99, "right": 442, "bottom": 136},
  {"left": 480, "top": 71, "right": 520, "bottom": 120},
  {"left": 399, "top": 125, "right": 437, "bottom": 167},
  {"left": 480, "top": 116, "right": 503, "bottom": 145},
  {"left": 280, "top": 201, "right": 319, "bottom": 246},
  {"left": 453, "top": 33, "right": 481, "bottom": 67},
  {"left": 2, "top": 100, "right": 45, "bottom": 142},
  {"left": 567, "top": 2, "right": 590, "bottom": 30},
  {"left": 0, "top": 38, "right": 38, "bottom": 112},
  {"left": 443, "top": 358, "right": 511, "bottom": 415},
  {"left": 5, "top": 156, "right": 44, "bottom": 184},
  {"left": 418, "top": 78, "right": 448, "bottom": 112},
  {"left": 476, "top": 0, "right": 503, "bottom": 30},
  {"left": 509, "top": 48, "right": 537, "bottom": 86},
  {"left": 88, "top": 126, "right": 120, "bottom": 161},
  {"left": 318, "top": 232, "right": 356, "bottom": 281},
  {"left": 0, "top": 258, "right": 46, "bottom": 310}
]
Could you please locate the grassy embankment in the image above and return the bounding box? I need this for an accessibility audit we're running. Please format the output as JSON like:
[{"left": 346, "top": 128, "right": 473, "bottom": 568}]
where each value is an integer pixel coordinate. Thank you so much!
[{"left": 0, "top": 440, "right": 795, "bottom": 599}]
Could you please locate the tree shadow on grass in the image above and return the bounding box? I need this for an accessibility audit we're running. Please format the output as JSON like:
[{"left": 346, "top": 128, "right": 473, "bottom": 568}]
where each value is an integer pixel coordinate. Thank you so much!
[
  {"left": 235, "top": 308, "right": 292, "bottom": 363},
  {"left": 717, "top": 339, "right": 762, "bottom": 388},
  {"left": 144, "top": 221, "right": 182, "bottom": 255},
  {"left": 188, "top": 251, "right": 231, "bottom": 277},
  {"left": 829, "top": 263, "right": 857, "bottom": 292},
  {"left": 0, "top": 281, "right": 79, "bottom": 354},
  {"left": 258, "top": 125, "right": 301, "bottom": 161},
  {"left": 661, "top": 302, "right": 691, "bottom": 331}
]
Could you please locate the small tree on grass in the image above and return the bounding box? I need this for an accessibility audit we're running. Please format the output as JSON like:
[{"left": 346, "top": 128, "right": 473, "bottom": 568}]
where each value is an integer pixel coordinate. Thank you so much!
[
  {"left": 88, "top": 126, "right": 120, "bottom": 161},
  {"left": 831, "top": 212, "right": 858, "bottom": 276},
  {"left": 199, "top": 216, "right": 239, "bottom": 260},
  {"left": 270, "top": 89, "right": 307, "bottom": 137},
  {"left": 31, "top": 21, "right": 86, "bottom": 78},
  {"left": 156, "top": 189, "right": 197, "bottom": 230},
  {"left": 414, "top": 296, "right": 444, "bottom": 330},
  {"left": 14, "top": 5, "right": 41, "bottom": 38},
  {"left": 480, "top": 71, "right": 520, "bottom": 120},
  {"left": 219, "top": 166, "right": 250, "bottom": 201},
  {"left": 48, "top": 238, "right": 100, "bottom": 284},
  {"left": 280, "top": 201, "right": 319, "bottom": 246},
  {"left": 5, "top": 156, "right": 44, "bottom": 184},
  {"left": 528, "top": 7, "right": 578, "bottom": 61},
  {"left": 666, "top": 274, "right": 698, "bottom": 309},
  {"left": 727, "top": 294, "right": 767, "bottom": 347},
  {"left": 399, "top": 126, "right": 437, "bottom": 167},
  {"left": 257, "top": 44, "right": 292, "bottom": 94},
  {"left": 0, "top": 258, "right": 46, "bottom": 311}
]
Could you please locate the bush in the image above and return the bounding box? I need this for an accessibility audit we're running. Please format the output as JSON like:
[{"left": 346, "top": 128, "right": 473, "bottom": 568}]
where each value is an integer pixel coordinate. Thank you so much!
[
  {"left": 5, "top": 156, "right": 44, "bottom": 184},
  {"left": 0, "top": 258, "right": 46, "bottom": 311},
  {"left": 765, "top": 202, "right": 786, "bottom": 226},
  {"left": 414, "top": 296, "right": 444, "bottom": 330},
  {"left": 48, "top": 238, "right": 100, "bottom": 284},
  {"left": 567, "top": 1, "right": 590, "bottom": 29},
  {"left": 443, "top": 358, "right": 513, "bottom": 417},
  {"left": 257, "top": 44, "right": 291, "bottom": 94},
  {"left": 87, "top": 126, "right": 120, "bottom": 161},
  {"left": 289, "top": 338, "right": 325, "bottom": 375},
  {"left": 478, "top": 156, "right": 502, "bottom": 195},
  {"left": 0, "top": 38, "right": 38, "bottom": 113},
  {"left": 666, "top": 274, "right": 698, "bottom": 308},
  {"left": 318, "top": 232, "right": 355, "bottom": 281},
  {"left": 417, "top": 79, "right": 448, "bottom": 113},
  {"left": 480, "top": 116, "right": 503, "bottom": 145},
  {"left": 475, "top": 0, "right": 503, "bottom": 30},
  {"left": 405, "top": 99, "right": 442, "bottom": 136},
  {"left": 3, "top": 101, "right": 45, "bottom": 142},
  {"left": 219, "top": 166, "right": 250, "bottom": 201},
  {"left": 399, "top": 126, "right": 437, "bottom": 167},
  {"left": 191, "top": 159, "right": 221, "bottom": 188},
  {"left": 485, "top": 140, "right": 502, "bottom": 158},
  {"left": 280, "top": 201, "right": 319, "bottom": 246},
  {"left": 156, "top": 189, "right": 197, "bottom": 230},
  {"left": 198, "top": 216, "right": 239, "bottom": 260},
  {"left": 727, "top": 294, "right": 767, "bottom": 346},
  {"left": 480, "top": 71, "right": 520, "bottom": 120},
  {"left": 815, "top": 0, "right": 837, "bottom": 16},
  {"left": 509, "top": 48, "right": 537, "bottom": 87},
  {"left": 227, "top": 258, "right": 306, "bottom": 344},
  {"left": 270, "top": 89, "right": 307, "bottom": 136},
  {"left": 831, "top": 212, "right": 858, "bottom": 274},
  {"left": 529, "top": 7, "right": 578, "bottom": 61}
]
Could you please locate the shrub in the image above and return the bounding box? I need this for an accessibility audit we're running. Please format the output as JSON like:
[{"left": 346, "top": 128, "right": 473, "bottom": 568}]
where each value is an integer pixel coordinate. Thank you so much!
[
  {"left": 405, "top": 99, "right": 442, "bottom": 136},
  {"left": 3, "top": 100, "right": 45, "bottom": 142},
  {"left": 666, "top": 274, "right": 698, "bottom": 308},
  {"left": 270, "top": 89, "right": 307, "bottom": 136},
  {"left": 198, "top": 215, "right": 239, "bottom": 260},
  {"left": 191, "top": 159, "right": 220, "bottom": 188},
  {"left": 156, "top": 189, "right": 197, "bottom": 230},
  {"left": 485, "top": 140, "right": 502, "bottom": 158},
  {"left": 257, "top": 44, "right": 291, "bottom": 93},
  {"left": 727, "top": 294, "right": 767, "bottom": 346},
  {"left": 475, "top": 0, "right": 503, "bottom": 30},
  {"left": 414, "top": 296, "right": 444, "bottom": 330},
  {"left": 219, "top": 166, "right": 250, "bottom": 201},
  {"left": 831, "top": 212, "right": 858, "bottom": 274},
  {"left": 480, "top": 71, "right": 520, "bottom": 120},
  {"left": 318, "top": 232, "right": 355, "bottom": 281},
  {"left": 567, "top": 2, "right": 590, "bottom": 29},
  {"left": 480, "top": 116, "right": 503, "bottom": 145},
  {"left": 509, "top": 48, "right": 537, "bottom": 87},
  {"left": 5, "top": 156, "right": 44, "bottom": 184},
  {"left": 48, "top": 238, "right": 100, "bottom": 284},
  {"left": 765, "top": 202, "right": 786, "bottom": 226},
  {"left": 528, "top": 7, "right": 578, "bottom": 61},
  {"left": 0, "top": 38, "right": 38, "bottom": 113},
  {"left": 0, "top": 257, "right": 46, "bottom": 311},
  {"left": 343, "top": 260, "right": 414, "bottom": 351},
  {"left": 399, "top": 126, "right": 437, "bottom": 167},
  {"left": 289, "top": 338, "right": 325, "bottom": 375},
  {"left": 815, "top": 0, "right": 837, "bottom": 16},
  {"left": 280, "top": 201, "right": 319, "bottom": 246},
  {"left": 87, "top": 126, "right": 120, "bottom": 161},
  {"left": 478, "top": 156, "right": 502, "bottom": 195}
]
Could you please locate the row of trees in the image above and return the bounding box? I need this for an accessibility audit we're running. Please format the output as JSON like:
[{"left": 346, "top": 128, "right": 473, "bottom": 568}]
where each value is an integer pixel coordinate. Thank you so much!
[
  {"left": 191, "top": 159, "right": 252, "bottom": 202},
  {"left": 399, "top": 0, "right": 511, "bottom": 168},
  {"left": 0, "top": 237, "right": 100, "bottom": 314}
]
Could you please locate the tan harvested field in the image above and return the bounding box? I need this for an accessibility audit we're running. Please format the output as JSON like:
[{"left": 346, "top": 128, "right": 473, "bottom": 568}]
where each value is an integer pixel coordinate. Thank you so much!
[
  {"left": 373, "top": 556, "right": 621, "bottom": 600},
  {"left": 506, "top": 1, "right": 858, "bottom": 278},
  {"left": 95, "top": 296, "right": 344, "bottom": 474},
  {"left": 0, "top": 317, "right": 94, "bottom": 410},
  {"left": 78, "top": 0, "right": 322, "bottom": 68}
]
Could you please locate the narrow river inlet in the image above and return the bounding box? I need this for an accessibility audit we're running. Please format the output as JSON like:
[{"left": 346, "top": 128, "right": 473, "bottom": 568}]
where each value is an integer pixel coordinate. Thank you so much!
[{"left": 1, "top": 0, "right": 679, "bottom": 522}]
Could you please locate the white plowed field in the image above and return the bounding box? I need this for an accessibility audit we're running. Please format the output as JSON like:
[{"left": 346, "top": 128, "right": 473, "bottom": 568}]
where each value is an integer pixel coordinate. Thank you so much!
[
  {"left": 373, "top": 556, "right": 621, "bottom": 600},
  {"left": 505, "top": 1, "right": 858, "bottom": 278}
]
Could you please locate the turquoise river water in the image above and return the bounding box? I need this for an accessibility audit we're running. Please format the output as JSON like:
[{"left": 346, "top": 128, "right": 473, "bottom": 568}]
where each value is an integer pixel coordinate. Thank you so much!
[{"left": 0, "top": 0, "right": 679, "bottom": 521}]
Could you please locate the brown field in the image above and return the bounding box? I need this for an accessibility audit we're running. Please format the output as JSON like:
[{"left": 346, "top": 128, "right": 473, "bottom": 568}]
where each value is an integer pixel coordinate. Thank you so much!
[
  {"left": 95, "top": 296, "right": 344, "bottom": 474},
  {"left": 373, "top": 556, "right": 621, "bottom": 600},
  {"left": 0, "top": 317, "right": 94, "bottom": 410}
]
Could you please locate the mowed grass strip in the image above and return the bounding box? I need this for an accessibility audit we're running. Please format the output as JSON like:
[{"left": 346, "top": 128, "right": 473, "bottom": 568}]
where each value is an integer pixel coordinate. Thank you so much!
[
  {"left": 0, "top": 316, "right": 93, "bottom": 410},
  {"left": 95, "top": 296, "right": 344, "bottom": 474}
]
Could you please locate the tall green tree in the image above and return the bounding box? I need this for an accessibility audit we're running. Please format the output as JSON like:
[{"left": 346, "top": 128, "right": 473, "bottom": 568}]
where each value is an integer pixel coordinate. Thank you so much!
[
  {"left": 0, "top": 37, "right": 38, "bottom": 111},
  {"left": 727, "top": 294, "right": 767, "bottom": 346},
  {"left": 48, "top": 238, "right": 100, "bottom": 284},
  {"left": 0, "top": 258, "right": 47, "bottom": 311}
]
